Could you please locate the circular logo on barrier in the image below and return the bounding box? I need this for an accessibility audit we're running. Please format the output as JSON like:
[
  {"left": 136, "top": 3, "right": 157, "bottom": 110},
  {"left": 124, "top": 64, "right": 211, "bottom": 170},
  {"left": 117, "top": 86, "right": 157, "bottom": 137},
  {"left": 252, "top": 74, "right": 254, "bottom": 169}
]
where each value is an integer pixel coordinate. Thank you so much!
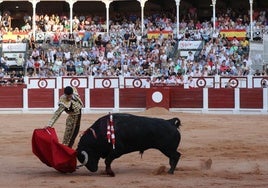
[
  {"left": 63, "top": 34, "right": 68, "bottom": 39},
  {"left": 196, "top": 78, "right": 206, "bottom": 88},
  {"left": 152, "top": 91, "right": 163, "bottom": 103},
  {"left": 132, "top": 78, "right": 142, "bottom": 88},
  {"left": 70, "top": 78, "right": 80, "bottom": 87},
  {"left": 102, "top": 78, "right": 112, "bottom": 88},
  {"left": 229, "top": 78, "right": 239, "bottom": 88},
  {"left": 261, "top": 78, "right": 267, "bottom": 87},
  {"left": 38, "top": 79, "right": 48, "bottom": 88},
  {"left": 38, "top": 34, "right": 43, "bottom": 39}
]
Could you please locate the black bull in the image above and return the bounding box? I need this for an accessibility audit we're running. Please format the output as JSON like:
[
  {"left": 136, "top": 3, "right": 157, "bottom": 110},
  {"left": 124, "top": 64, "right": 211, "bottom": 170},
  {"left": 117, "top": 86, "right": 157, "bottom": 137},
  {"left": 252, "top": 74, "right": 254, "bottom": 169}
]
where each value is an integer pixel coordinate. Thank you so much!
[{"left": 76, "top": 113, "right": 182, "bottom": 176}]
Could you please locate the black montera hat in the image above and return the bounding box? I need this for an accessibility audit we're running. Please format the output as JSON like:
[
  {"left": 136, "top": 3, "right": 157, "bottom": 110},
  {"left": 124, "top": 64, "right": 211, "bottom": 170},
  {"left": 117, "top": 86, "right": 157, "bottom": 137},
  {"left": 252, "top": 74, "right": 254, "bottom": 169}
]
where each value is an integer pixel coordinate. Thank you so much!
[{"left": 64, "top": 86, "right": 73, "bottom": 95}]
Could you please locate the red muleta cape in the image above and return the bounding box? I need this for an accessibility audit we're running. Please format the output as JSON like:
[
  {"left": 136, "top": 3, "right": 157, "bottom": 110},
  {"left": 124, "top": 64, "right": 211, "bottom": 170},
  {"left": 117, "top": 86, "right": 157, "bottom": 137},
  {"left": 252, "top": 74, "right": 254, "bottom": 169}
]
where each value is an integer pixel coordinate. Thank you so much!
[{"left": 32, "top": 127, "right": 77, "bottom": 173}]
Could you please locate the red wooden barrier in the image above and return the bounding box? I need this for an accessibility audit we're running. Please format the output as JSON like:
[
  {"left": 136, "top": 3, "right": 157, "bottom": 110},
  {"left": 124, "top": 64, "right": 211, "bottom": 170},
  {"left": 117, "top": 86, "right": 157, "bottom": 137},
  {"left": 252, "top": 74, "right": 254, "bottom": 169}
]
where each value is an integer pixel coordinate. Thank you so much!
[
  {"left": 170, "top": 88, "right": 203, "bottom": 108},
  {"left": 208, "top": 88, "right": 235, "bottom": 108},
  {"left": 28, "top": 89, "right": 54, "bottom": 108},
  {"left": 0, "top": 86, "right": 266, "bottom": 112},
  {"left": 0, "top": 85, "right": 25, "bottom": 108},
  {"left": 240, "top": 89, "right": 263, "bottom": 109},
  {"left": 119, "top": 88, "right": 147, "bottom": 108},
  {"left": 90, "top": 88, "right": 114, "bottom": 108}
]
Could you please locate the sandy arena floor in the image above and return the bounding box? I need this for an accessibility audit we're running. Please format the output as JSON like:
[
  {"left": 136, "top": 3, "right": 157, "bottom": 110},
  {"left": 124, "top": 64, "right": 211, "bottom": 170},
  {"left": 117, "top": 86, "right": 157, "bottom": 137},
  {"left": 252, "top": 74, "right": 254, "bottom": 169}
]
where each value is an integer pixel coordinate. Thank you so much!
[{"left": 0, "top": 108, "right": 268, "bottom": 188}]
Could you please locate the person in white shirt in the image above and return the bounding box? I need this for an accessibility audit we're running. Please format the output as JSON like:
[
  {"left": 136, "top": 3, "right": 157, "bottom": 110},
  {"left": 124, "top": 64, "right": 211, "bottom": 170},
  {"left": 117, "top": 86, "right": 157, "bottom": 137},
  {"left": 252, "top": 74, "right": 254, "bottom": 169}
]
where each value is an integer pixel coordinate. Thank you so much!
[
  {"left": 31, "top": 48, "right": 40, "bottom": 61},
  {"left": 80, "top": 49, "right": 88, "bottom": 61},
  {"left": 142, "top": 77, "right": 151, "bottom": 88},
  {"left": 52, "top": 57, "right": 62, "bottom": 74},
  {"left": 186, "top": 51, "right": 194, "bottom": 62},
  {"left": 106, "top": 49, "right": 115, "bottom": 61},
  {"left": 187, "top": 76, "right": 197, "bottom": 88},
  {"left": 63, "top": 49, "right": 71, "bottom": 61},
  {"left": 82, "top": 57, "right": 91, "bottom": 71},
  {"left": 231, "top": 36, "right": 239, "bottom": 46},
  {"left": 16, "top": 54, "right": 24, "bottom": 67},
  {"left": 193, "top": 67, "right": 202, "bottom": 77},
  {"left": 25, "top": 57, "right": 34, "bottom": 76},
  {"left": 0, "top": 56, "right": 8, "bottom": 72}
]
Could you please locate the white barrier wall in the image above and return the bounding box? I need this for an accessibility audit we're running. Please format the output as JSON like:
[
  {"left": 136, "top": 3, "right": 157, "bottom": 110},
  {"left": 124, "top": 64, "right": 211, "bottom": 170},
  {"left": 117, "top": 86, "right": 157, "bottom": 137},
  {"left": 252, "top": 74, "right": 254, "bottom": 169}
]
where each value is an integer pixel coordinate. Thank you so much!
[{"left": 25, "top": 76, "right": 268, "bottom": 89}]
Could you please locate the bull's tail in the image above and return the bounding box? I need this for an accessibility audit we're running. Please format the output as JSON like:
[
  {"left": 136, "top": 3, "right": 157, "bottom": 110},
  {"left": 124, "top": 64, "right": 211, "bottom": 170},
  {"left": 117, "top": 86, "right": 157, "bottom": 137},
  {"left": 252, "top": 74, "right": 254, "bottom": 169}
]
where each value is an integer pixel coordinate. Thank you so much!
[{"left": 168, "top": 118, "right": 181, "bottom": 128}]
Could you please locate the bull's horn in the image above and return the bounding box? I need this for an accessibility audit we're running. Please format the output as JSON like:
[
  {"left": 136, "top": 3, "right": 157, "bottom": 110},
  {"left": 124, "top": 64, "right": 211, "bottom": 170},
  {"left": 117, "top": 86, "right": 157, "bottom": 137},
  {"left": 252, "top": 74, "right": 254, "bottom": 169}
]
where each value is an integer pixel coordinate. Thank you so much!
[{"left": 81, "top": 151, "right": 88, "bottom": 166}]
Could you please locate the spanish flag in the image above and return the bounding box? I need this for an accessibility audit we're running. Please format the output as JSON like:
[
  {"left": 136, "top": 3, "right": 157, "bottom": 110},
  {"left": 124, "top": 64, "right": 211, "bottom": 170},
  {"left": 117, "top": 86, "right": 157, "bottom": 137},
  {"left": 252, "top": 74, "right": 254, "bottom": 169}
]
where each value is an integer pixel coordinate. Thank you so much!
[
  {"left": 2, "top": 32, "right": 29, "bottom": 42},
  {"left": 147, "top": 31, "right": 173, "bottom": 39},
  {"left": 220, "top": 29, "right": 246, "bottom": 40}
]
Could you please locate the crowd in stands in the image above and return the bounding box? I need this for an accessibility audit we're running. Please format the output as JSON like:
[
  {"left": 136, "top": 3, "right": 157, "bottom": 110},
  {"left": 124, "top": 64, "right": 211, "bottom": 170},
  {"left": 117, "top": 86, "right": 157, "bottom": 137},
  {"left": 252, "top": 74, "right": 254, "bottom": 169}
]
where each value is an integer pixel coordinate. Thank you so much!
[{"left": 0, "top": 6, "right": 268, "bottom": 86}]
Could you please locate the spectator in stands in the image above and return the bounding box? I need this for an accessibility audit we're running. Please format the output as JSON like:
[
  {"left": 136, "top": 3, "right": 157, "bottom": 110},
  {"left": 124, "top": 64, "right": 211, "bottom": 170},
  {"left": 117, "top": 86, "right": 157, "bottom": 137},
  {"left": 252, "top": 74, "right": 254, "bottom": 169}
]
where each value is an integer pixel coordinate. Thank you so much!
[
  {"left": 2, "top": 12, "right": 11, "bottom": 31},
  {"left": 220, "top": 60, "right": 230, "bottom": 75},
  {"left": 123, "top": 30, "right": 130, "bottom": 47},
  {"left": 63, "top": 48, "right": 71, "bottom": 62},
  {"left": 253, "top": 69, "right": 261, "bottom": 76},
  {"left": 82, "top": 55, "right": 91, "bottom": 68},
  {"left": 47, "top": 48, "right": 56, "bottom": 64},
  {"left": 167, "top": 72, "right": 179, "bottom": 84},
  {"left": 0, "top": 56, "right": 8, "bottom": 73},
  {"left": 73, "top": 28, "right": 81, "bottom": 48},
  {"left": 61, "top": 28, "right": 69, "bottom": 44},
  {"left": 176, "top": 73, "right": 185, "bottom": 86},
  {"left": 0, "top": 68, "right": 5, "bottom": 82},
  {"left": 29, "top": 34, "right": 35, "bottom": 49},
  {"left": 16, "top": 54, "right": 25, "bottom": 67},
  {"left": 33, "top": 57, "right": 41, "bottom": 76},
  {"left": 240, "top": 38, "right": 249, "bottom": 53},
  {"left": 0, "top": 75, "right": 7, "bottom": 85},
  {"left": 52, "top": 31, "right": 60, "bottom": 46},
  {"left": 7, "top": 72, "right": 16, "bottom": 85},
  {"left": 55, "top": 47, "right": 64, "bottom": 60},
  {"left": 81, "top": 28, "right": 92, "bottom": 48},
  {"left": 16, "top": 71, "right": 24, "bottom": 84},
  {"left": 129, "top": 31, "right": 137, "bottom": 46},
  {"left": 142, "top": 77, "right": 151, "bottom": 88},
  {"left": 72, "top": 16, "right": 80, "bottom": 30},
  {"left": 16, "top": 35, "right": 22, "bottom": 43},
  {"left": 153, "top": 75, "right": 168, "bottom": 84},
  {"left": 25, "top": 56, "right": 34, "bottom": 76},
  {"left": 52, "top": 57, "right": 63, "bottom": 76},
  {"left": 193, "top": 67, "right": 202, "bottom": 77},
  {"left": 31, "top": 48, "right": 40, "bottom": 61},
  {"left": 186, "top": 51, "right": 195, "bottom": 62},
  {"left": 21, "top": 22, "right": 31, "bottom": 32},
  {"left": 68, "top": 32, "right": 75, "bottom": 46},
  {"left": 66, "top": 58, "right": 76, "bottom": 76},
  {"left": 187, "top": 76, "right": 197, "bottom": 88},
  {"left": 75, "top": 64, "right": 84, "bottom": 76},
  {"left": 95, "top": 34, "right": 102, "bottom": 48},
  {"left": 229, "top": 61, "right": 239, "bottom": 75},
  {"left": 241, "top": 59, "right": 250, "bottom": 75}
]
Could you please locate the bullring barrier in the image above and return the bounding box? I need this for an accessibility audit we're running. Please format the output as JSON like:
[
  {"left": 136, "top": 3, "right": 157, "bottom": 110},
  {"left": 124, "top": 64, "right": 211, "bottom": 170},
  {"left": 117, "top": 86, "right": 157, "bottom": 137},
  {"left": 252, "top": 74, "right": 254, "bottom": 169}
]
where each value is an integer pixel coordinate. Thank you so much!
[{"left": 0, "top": 76, "right": 267, "bottom": 114}]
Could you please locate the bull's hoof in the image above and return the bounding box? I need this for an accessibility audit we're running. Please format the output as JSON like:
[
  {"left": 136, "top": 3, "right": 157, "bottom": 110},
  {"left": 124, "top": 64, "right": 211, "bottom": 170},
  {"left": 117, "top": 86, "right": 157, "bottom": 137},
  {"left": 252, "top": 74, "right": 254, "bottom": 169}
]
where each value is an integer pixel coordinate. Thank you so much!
[
  {"left": 105, "top": 167, "right": 115, "bottom": 177},
  {"left": 167, "top": 169, "right": 174, "bottom": 174},
  {"left": 106, "top": 170, "right": 115, "bottom": 177}
]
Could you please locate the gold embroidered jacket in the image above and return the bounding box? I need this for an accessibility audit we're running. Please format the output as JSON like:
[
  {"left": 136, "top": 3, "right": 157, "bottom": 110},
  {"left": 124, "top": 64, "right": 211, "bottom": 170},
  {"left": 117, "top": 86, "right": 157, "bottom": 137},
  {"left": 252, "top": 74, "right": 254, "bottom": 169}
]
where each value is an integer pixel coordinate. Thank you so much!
[{"left": 48, "top": 92, "right": 83, "bottom": 127}]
